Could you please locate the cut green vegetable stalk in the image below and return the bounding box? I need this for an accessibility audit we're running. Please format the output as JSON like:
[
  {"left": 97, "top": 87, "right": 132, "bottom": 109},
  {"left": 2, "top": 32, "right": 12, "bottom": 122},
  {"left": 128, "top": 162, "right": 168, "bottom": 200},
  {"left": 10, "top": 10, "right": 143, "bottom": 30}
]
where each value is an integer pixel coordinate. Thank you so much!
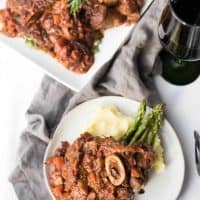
[
  {"left": 129, "top": 108, "right": 154, "bottom": 145},
  {"left": 123, "top": 100, "right": 147, "bottom": 143},
  {"left": 129, "top": 103, "right": 164, "bottom": 145},
  {"left": 147, "top": 104, "right": 164, "bottom": 145},
  {"left": 122, "top": 100, "right": 164, "bottom": 146},
  {"left": 138, "top": 129, "right": 149, "bottom": 143}
]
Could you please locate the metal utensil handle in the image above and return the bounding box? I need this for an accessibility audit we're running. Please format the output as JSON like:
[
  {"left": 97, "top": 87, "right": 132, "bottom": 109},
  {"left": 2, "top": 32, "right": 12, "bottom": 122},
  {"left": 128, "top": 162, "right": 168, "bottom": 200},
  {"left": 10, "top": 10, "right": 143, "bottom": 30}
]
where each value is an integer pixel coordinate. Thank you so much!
[{"left": 194, "top": 130, "right": 200, "bottom": 175}]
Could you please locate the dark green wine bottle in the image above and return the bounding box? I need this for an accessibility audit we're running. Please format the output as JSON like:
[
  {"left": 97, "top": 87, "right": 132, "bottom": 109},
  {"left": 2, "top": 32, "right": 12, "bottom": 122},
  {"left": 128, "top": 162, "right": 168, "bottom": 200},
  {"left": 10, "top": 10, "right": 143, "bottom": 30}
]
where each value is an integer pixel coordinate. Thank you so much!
[{"left": 159, "top": 50, "right": 200, "bottom": 85}]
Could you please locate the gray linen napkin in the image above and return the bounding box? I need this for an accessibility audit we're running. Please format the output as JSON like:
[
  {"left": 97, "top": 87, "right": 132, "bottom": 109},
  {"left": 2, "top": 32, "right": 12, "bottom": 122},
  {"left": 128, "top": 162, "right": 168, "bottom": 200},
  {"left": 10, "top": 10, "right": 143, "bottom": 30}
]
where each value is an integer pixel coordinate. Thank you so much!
[{"left": 9, "top": 0, "right": 167, "bottom": 199}]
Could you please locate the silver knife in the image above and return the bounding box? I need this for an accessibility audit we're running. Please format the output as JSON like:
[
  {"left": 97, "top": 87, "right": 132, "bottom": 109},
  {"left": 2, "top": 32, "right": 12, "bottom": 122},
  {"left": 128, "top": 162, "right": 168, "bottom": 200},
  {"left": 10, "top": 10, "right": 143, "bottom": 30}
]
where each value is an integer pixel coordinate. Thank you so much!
[{"left": 194, "top": 130, "right": 200, "bottom": 176}]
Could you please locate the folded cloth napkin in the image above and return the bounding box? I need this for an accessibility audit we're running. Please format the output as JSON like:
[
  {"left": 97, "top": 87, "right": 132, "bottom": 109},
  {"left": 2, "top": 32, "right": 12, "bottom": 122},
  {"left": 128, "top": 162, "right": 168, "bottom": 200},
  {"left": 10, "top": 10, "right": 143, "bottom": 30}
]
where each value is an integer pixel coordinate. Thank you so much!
[{"left": 9, "top": 0, "right": 167, "bottom": 199}]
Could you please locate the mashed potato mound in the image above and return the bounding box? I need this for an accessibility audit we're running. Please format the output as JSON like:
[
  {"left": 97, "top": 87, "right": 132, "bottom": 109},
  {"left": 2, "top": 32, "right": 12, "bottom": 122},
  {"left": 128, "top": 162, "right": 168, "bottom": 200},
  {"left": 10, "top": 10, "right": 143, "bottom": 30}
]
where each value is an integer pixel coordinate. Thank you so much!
[{"left": 86, "top": 106, "right": 132, "bottom": 140}]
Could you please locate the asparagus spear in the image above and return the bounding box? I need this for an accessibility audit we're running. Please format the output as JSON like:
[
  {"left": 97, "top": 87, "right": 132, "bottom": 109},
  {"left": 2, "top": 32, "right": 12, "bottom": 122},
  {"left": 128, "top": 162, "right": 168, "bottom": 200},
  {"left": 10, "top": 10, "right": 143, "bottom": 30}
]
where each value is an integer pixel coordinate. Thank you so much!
[
  {"left": 129, "top": 104, "right": 163, "bottom": 145},
  {"left": 129, "top": 111, "right": 154, "bottom": 144},
  {"left": 123, "top": 100, "right": 147, "bottom": 143},
  {"left": 147, "top": 104, "right": 164, "bottom": 145},
  {"left": 138, "top": 129, "right": 149, "bottom": 142}
]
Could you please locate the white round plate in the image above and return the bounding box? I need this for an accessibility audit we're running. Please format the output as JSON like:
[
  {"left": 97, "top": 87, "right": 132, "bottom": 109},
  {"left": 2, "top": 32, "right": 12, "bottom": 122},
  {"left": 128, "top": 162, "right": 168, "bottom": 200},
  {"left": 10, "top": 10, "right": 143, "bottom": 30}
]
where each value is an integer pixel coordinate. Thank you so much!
[{"left": 43, "top": 96, "right": 185, "bottom": 200}]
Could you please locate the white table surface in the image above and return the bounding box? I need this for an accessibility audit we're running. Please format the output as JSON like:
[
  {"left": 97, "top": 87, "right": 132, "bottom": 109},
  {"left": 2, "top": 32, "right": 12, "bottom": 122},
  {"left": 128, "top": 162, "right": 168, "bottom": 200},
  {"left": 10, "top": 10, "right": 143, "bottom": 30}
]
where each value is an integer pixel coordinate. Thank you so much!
[{"left": 0, "top": 43, "right": 200, "bottom": 200}]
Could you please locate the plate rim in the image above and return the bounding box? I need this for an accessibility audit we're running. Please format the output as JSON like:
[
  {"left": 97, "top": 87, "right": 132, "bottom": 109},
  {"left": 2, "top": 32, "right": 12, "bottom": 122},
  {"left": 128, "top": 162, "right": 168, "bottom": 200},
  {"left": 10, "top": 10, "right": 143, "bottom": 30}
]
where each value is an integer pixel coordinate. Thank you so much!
[{"left": 43, "top": 96, "right": 185, "bottom": 200}]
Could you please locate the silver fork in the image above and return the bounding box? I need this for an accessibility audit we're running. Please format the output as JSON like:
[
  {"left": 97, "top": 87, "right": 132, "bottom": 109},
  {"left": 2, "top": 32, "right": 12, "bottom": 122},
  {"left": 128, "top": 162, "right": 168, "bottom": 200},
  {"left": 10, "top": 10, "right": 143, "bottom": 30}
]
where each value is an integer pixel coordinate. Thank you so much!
[{"left": 194, "top": 130, "right": 200, "bottom": 176}]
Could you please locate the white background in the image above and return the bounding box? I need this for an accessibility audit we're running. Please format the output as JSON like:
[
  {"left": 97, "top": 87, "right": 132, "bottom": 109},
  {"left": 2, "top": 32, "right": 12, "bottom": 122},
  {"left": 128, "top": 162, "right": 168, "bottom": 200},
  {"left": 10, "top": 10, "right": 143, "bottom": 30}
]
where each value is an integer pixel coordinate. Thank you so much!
[{"left": 0, "top": 43, "right": 200, "bottom": 200}]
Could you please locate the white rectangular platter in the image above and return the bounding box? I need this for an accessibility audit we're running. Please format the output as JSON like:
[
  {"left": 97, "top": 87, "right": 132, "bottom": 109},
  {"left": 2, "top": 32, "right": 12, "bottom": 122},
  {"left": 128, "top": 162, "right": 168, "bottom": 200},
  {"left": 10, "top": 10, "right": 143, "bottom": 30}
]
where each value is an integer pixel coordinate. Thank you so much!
[{"left": 0, "top": 0, "right": 153, "bottom": 91}]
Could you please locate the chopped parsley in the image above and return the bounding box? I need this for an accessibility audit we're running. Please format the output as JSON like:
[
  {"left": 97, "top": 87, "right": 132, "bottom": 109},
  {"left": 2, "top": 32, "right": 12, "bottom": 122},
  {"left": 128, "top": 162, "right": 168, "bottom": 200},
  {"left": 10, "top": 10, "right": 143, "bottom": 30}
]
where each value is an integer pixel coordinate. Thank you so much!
[
  {"left": 93, "top": 38, "right": 102, "bottom": 54},
  {"left": 69, "top": 0, "right": 88, "bottom": 18},
  {"left": 25, "top": 37, "right": 36, "bottom": 48}
]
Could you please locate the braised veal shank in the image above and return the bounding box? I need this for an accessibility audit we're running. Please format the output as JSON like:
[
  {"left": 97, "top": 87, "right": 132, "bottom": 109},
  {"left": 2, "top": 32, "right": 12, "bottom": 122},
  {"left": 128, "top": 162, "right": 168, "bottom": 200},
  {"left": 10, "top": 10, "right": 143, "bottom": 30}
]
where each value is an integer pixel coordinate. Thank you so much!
[{"left": 46, "top": 132, "right": 154, "bottom": 200}]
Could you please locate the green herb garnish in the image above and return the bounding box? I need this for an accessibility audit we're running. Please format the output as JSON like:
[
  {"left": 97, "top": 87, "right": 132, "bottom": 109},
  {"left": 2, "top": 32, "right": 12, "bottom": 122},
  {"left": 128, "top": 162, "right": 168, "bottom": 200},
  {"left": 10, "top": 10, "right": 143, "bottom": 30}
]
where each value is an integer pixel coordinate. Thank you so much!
[
  {"left": 69, "top": 0, "right": 87, "bottom": 18},
  {"left": 93, "top": 38, "right": 101, "bottom": 54},
  {"left": 25, "top": 37, "right": 36, "bottom": 48}
]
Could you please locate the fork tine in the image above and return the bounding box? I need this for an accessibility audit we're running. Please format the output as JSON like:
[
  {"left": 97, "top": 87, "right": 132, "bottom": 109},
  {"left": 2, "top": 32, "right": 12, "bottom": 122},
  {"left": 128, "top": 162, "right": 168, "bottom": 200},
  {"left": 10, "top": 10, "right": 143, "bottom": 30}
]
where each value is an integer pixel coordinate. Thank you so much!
[
  {"left": 194, "top": 130, "right": 200, "bottom": 149},
  {"left": 194, "top": 130, "right": 200, "bottom": 176},
  {"left": 194, "top": 130, "right": 199, "bottom": 140},
  {"left": 195, "top": 142, "right": 200, "bottom": 163}
]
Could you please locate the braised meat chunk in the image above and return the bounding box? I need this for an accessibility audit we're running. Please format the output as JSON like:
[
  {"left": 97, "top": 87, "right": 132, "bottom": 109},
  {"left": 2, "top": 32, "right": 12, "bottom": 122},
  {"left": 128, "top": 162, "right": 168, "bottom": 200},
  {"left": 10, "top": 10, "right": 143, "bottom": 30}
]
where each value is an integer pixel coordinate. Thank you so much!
[
  {"left": 7, "top": 0, "right": 55, "bottom": 25},
  {"left": 46, "top": 133, "right": 155, "bottom": 200},
  {"left": 83, "top": 3, "right": 108, "bottom": 30},
  {"left": 0, "top": 9, "right": 18, "bottom": 37},
  {"left": 117, "top": 0, "right": 141, "bottom": 22}
]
